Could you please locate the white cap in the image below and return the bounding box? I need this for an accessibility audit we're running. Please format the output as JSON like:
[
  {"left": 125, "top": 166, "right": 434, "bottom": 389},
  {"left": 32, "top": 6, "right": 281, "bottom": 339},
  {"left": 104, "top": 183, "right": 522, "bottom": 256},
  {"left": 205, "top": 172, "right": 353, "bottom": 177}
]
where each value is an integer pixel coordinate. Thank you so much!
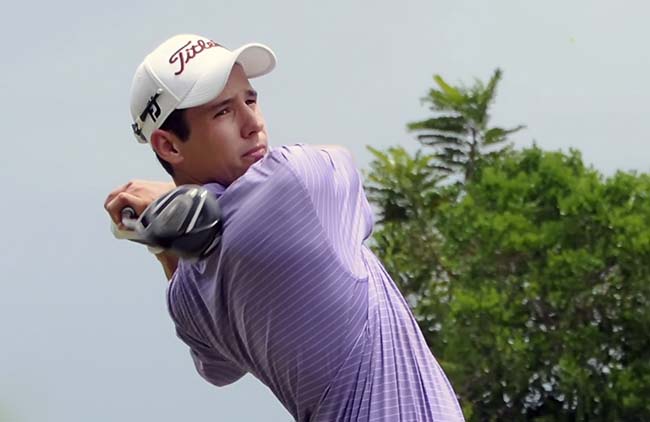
[{"left": 129, "top": 34, "right": 276, "bottom": 143}]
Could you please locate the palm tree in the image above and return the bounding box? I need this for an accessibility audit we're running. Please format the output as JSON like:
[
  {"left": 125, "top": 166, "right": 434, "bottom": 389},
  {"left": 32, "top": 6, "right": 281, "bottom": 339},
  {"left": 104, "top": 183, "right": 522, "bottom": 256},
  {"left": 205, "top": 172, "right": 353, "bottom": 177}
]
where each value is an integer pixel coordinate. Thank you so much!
[{"left": 407, "top": 68, "right": 524, "bottom": 183}]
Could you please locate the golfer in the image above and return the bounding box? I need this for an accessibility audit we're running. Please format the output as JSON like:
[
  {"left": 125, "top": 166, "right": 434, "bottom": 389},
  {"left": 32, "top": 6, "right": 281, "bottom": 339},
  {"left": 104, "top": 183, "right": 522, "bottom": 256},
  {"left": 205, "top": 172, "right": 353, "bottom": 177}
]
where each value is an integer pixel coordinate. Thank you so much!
[{"left": 105, "top": 34, "right": 464, "bottom": 421}]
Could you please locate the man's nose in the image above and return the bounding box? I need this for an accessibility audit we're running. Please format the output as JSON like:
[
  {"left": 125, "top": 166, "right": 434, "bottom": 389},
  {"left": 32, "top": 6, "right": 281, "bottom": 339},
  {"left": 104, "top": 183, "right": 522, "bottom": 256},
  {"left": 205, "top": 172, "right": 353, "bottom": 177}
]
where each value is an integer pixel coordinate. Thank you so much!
[{"left": 240, "top": 105, "right": 264, "bottom": 139}]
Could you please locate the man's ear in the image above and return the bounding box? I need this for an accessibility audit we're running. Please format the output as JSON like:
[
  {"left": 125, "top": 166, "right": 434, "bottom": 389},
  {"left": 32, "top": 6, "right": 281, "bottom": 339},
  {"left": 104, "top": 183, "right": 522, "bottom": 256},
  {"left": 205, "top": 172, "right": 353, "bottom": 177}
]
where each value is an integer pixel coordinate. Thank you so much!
[{"left": 151, "top": 129, "right": 183, "bottom": 166}]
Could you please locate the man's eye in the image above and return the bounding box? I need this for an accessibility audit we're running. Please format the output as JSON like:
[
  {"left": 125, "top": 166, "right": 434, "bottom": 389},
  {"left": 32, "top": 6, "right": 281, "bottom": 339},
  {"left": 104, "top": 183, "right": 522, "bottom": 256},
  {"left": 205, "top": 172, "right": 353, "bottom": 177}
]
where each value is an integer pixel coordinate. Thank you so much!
[
  {"left": 246, "top": 99, "right": 257, "bottom": 106},
  {"left": 214, "top": 108, "right": 230, "bottom": 118}
]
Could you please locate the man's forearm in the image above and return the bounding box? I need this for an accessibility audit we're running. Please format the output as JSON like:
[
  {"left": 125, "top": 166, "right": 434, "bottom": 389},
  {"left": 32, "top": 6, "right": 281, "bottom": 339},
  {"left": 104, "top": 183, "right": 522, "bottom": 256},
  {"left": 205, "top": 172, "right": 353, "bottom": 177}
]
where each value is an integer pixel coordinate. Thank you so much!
[{"left": 155, "top": 251, "right": 179, "bottom": 281}]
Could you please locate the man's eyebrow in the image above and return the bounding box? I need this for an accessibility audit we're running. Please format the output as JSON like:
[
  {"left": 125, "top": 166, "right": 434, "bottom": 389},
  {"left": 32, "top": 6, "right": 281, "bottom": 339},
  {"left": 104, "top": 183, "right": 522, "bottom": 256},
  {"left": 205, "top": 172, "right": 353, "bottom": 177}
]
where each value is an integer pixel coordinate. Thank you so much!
[
  {"left": 208, "top": 89, "right": 258, "bottom": 111},
  {"left": 208, "top": 97, "right": 232, "bottom": 111}
]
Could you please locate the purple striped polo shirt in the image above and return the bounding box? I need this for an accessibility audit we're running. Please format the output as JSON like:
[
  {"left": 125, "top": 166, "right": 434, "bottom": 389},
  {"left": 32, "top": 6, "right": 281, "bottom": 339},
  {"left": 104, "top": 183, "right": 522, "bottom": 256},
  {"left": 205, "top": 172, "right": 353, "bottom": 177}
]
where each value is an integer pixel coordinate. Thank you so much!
[{"left": 167, "top": 144, "right": 464, "bottom": 421}]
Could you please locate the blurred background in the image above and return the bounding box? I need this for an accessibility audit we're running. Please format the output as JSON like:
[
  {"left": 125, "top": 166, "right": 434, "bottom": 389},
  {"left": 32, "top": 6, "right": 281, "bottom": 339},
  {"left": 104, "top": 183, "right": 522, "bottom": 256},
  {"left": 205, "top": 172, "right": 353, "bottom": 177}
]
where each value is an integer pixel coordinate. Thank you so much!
[{"left": 1, "top": 0, "right": 648, "bottom": 420}]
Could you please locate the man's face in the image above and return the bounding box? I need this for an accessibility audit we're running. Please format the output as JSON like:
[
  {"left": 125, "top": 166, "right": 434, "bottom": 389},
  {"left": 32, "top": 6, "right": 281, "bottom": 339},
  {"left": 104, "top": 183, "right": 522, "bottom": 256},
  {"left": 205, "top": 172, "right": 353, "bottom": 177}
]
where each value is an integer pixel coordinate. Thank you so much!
[{"left": 174, "top": 64, "right": 268, "bottom": 186}]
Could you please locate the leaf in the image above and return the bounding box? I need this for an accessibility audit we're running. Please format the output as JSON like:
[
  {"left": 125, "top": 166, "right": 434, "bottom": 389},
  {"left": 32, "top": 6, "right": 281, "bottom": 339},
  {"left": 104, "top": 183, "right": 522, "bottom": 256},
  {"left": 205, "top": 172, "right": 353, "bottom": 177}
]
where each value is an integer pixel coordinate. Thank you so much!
[
  {"left": 484, "top": 126, "right": 526, "bottom": 146},
  {"left": 476, "top": 68, "right": 502, "bottom": 119},
  {"left": 434, "top": 74, "right": 465, "bottom": 105},
  {"left": 417, "top": 134, "right": 466, "bottom": 147},
  {"left": 408, "top": 115, "right": 466, "bottom": 133}
]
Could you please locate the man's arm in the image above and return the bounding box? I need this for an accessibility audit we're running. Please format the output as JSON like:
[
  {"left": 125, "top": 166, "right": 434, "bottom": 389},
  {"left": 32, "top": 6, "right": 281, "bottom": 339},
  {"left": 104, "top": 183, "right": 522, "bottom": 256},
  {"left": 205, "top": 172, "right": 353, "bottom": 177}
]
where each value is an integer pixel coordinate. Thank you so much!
[
  {"left": 168, "top": 279, "right": 247, "bottom": 387},
  {"left": 281, "top": 144, "right": 373, "bottom": 279},
  {"left": 154, "top": 251, "right": 179, "bottom": 281},
  {"left": 104, "top": 179, "right": 178, "bottom": 279}
]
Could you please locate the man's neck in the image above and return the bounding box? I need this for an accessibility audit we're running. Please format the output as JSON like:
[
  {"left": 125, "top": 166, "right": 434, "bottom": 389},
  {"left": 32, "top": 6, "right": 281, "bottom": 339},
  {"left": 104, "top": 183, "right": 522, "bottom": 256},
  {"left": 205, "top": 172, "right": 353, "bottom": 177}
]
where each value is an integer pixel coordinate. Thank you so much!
[{"left": 172, "top": 171, "right": 202, "bottom": 187}]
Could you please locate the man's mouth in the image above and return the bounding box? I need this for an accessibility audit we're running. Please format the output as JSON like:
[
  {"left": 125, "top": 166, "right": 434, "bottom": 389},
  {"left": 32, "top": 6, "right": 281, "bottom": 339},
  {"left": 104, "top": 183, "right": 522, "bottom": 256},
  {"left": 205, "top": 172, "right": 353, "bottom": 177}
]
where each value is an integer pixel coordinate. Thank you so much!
[{"left": 243, "top": 145, "right": 266, "bottom": 160}]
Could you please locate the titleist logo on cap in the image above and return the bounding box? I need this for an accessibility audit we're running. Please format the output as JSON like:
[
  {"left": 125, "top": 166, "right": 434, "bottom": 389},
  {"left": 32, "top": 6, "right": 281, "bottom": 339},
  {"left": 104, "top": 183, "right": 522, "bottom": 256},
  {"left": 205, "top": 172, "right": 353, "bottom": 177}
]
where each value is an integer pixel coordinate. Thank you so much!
[{"left": 169, "top": 39, "right": 222, "bottom": 76}]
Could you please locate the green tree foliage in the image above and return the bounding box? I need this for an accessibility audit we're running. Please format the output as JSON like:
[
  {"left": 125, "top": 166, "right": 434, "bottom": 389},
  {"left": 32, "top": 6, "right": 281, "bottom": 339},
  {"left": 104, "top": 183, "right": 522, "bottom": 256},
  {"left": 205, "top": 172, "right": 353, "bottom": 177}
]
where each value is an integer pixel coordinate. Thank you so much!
[
  {"left": 365, "top": 146, "right": 451, "bottom": 301},
  {"left": 366, "top": 145, "right": 650, "bottom": 421},
  {"left": 407, "top": 69, "right": 524, "bottom": 183}
]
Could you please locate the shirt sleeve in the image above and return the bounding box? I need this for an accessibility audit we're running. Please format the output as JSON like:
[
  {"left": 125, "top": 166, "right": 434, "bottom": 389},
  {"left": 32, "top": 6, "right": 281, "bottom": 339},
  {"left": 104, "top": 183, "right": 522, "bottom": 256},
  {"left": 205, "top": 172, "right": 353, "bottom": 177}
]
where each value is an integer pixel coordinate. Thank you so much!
[
  {"left": 167, "top": 274, "right": 247, "bottom": 387},
  {"left": 280, "top": 144, "right": 374, "bottom": 279}
]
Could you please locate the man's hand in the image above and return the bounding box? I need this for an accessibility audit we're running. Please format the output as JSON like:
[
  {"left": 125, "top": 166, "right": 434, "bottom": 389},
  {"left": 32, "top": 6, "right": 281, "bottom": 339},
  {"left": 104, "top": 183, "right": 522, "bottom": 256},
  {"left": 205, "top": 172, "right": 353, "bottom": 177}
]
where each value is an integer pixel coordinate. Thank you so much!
[
  {"left": 104, "top": 180, "right": 176, "bottom": 229},
  {"left": 105, "top": 180, "right": 179, "bottom": 280}
]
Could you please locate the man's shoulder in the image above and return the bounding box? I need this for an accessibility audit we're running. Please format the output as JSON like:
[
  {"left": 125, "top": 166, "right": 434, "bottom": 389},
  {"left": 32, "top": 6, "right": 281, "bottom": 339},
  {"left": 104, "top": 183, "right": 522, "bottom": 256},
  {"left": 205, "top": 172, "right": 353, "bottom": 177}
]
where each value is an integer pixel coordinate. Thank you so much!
[
  {"left": 225, "top": 144, "right": 323, "bottom": 196},
  {"left": 272, "top": 143, "right": 352, "bottom": 160},
  {"left": 270, "top": 144, "right": 355, "bottom": 179}
]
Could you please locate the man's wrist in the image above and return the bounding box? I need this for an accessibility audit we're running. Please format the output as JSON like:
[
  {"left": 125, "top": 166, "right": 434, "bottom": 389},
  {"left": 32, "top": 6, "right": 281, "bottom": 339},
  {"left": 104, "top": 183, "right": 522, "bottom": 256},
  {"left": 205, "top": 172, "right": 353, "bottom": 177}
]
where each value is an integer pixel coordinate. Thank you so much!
[{"left": 154, "top": 250, "right": 179, "bottom": 281}]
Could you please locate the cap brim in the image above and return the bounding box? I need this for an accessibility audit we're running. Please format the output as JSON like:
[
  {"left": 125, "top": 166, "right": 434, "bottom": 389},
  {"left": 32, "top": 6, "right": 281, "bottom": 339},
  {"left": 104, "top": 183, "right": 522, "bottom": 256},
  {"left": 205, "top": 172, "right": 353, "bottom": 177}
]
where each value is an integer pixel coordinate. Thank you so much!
[
  {"left": 178, "top": 43, "right": 276, "bottom": 109},
  {"left": 234, "top": 43, "right": 277, "bottom": 78}
]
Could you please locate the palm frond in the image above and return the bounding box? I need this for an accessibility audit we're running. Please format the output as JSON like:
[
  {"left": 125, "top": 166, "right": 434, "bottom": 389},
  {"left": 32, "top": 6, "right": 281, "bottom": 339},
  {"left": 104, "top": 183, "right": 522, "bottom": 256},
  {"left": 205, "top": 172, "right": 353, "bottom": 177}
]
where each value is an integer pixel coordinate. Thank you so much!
[{"left": 408, "top": 116, "right": 466, "bottom": 133}]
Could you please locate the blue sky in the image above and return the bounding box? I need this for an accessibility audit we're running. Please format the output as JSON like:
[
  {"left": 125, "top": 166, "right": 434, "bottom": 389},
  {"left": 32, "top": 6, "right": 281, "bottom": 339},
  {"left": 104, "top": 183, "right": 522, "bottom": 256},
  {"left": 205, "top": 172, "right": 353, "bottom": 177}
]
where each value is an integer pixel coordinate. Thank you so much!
[{"left": 1, "top": 0, "right": 648, "bottom": 420}]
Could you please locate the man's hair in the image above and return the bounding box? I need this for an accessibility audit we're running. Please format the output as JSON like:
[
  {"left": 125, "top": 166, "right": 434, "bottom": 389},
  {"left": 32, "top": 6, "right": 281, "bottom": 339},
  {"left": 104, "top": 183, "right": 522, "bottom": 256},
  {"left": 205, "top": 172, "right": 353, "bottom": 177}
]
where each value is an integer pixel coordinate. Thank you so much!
[{"left": 156, "top": 109, "right": 190, "bottom": 176}]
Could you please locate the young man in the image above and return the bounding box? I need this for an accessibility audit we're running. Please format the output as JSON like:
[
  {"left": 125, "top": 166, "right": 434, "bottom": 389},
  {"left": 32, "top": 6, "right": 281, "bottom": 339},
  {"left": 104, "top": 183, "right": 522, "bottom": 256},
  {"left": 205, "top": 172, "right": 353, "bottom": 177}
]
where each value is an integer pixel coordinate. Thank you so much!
[{"left": 105, "top": 34, "right": 465, "bottom": 421}]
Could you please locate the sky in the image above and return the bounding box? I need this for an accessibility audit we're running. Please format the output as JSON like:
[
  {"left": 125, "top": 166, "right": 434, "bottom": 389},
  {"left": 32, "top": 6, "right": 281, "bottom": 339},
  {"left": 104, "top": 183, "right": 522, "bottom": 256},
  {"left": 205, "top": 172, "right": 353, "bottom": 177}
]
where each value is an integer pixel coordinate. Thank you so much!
[{"left": 1, "top": 0, "right": 648, "bottom": 421}]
